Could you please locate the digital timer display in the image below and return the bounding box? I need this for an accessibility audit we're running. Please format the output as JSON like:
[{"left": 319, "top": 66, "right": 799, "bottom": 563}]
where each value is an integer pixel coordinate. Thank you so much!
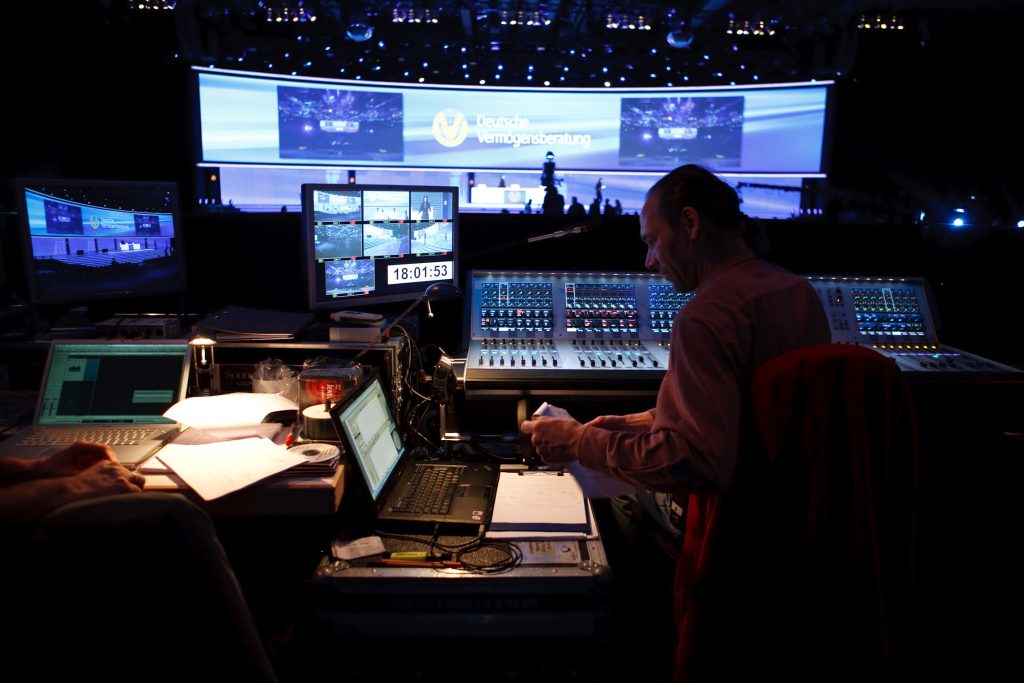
[{"left": 386, "top": 261, "right": 453, "bottom": 285}]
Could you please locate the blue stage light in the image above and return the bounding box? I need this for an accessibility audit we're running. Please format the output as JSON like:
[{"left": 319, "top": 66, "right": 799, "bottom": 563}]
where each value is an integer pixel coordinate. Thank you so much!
[
  {"left": 952, "top": 218, "right": 965, "bottom": 227},
  {"left": 346, "top": 22, "right": 373, "bottom": 42}
]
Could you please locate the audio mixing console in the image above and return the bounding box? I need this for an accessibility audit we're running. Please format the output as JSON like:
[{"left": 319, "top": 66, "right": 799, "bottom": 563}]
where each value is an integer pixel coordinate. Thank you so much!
[
  {"left": 805, "top": 275, "right": 1019, "bottom": 376},
  {"left": 461, "top": 270, "right": 1019, "bottom": 397},
  {"left": 463, "top": 270, "right": 690, "bottom": 396}
]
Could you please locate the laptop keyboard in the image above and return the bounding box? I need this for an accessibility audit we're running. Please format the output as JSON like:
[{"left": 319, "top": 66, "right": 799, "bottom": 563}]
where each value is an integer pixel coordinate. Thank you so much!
[
  {"left": 392, "top": 464, "right": 465, "bottom": 514},
  {"left": 18, "top": 428, "right": 165, "bottom": 447}
]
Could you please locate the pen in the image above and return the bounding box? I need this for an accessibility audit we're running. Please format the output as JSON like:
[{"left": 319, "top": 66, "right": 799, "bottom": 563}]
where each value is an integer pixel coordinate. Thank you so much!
[
  {"left": 371, "top": 559, "right": 462, "bottom": 569},
  {"left": 285, "top": 419, "right": 300, "bottom": 447}
]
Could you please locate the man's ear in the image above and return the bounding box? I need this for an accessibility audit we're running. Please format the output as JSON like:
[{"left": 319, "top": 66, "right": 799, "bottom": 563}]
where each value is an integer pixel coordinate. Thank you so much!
[{"left": 680, "top": 206, "right": 700, "bottom": 240}]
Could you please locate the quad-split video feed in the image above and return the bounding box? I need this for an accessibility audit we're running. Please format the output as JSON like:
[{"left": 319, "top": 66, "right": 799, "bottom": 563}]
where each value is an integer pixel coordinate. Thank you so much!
[
  {"left": 277, "top": 86, "right": 404, "bottom": 161},
  {"left": 311, "top": 189, "right": 363, "bottom": 259},
  {"left": 311, "top": 187, "right": 364, "bottom": 259},
  {"left": 325, "top": 259, "right": 375, "bottom": 297},
  {"left": 619, "top": 96, "right": 744, "bottom": 168}
]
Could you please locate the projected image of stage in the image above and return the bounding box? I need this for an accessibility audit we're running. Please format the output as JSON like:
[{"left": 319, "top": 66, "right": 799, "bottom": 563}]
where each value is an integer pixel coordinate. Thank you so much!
[
  {"left": 362, "top": 223, "right": 410, "bottom": 257},
  {"left": 410, "top": 190, "right": 451, "bottom": 221},
  {"left": 325, "top": 259, "right": 375, "bottom": 297},
  {"left": 30, "top": 235, "right": 178, "bottom": 299},
  {"left": 619, "top": 96, "right": 744, "bottom": 168},
  {"left": 411, "top": 222, "right": 452, "bottom": 254},
  {"left": 315, "top": 224, "right": 362, "bottom": 259},
  {"left": 277, "top": 86, "right": 403, "bottom": 162},
  {"left": 20, "top": 184, "right": 182, "bottom": 302},
  {"left": 364, "top": 190, "right": 410, "bottom": 221}
]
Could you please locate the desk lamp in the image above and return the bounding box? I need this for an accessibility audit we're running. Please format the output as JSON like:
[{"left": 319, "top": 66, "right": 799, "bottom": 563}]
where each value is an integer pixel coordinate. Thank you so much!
[{"left": 189, "top": 332, "right": 217, "bottom": 395}]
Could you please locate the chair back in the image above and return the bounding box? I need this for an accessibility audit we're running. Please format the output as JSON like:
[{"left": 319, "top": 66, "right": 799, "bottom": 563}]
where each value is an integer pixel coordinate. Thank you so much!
[{"left": 675, "top": 344, "right": 919, "bottom": 681}]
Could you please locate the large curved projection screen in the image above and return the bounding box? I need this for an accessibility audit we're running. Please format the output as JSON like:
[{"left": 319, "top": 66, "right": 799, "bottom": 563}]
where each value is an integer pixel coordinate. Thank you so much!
[{"left": 196, "top": 67, "right": 830, "bottom": 176}]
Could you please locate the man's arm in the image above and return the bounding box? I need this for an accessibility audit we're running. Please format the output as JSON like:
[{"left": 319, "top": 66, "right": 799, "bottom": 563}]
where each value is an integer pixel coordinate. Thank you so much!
[
  {"left": 585, "top": 410, "right": 656, "bottom": 432},
  {"left": 0, "top": 443, "right": 117, "bottom": 483},
  {"left": 0, "top": 456, "right": 43, "bottom": 482},
  {"left": 575, "top": 318, "right": 741, "bottom": 493},
  {"left": 0, "top": 459, "right": 145, "bottom": 525}
]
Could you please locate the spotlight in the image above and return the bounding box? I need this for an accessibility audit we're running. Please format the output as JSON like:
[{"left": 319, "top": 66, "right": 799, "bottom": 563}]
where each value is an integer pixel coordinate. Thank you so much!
[
  {"left": 667, "top": 29, "right": 693, "bottom": 48},
  {"left": 346, "top": 22, "right": 374, "bottom": 42},
  {"left": 1016, "top": 219, "right": 1024, "bottom": 229}
]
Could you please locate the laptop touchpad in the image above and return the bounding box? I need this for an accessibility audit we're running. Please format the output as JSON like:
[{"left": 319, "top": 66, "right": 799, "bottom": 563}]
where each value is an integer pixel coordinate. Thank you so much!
[{"left": 460, "top": 484, "right": 489, "bottom": 498}]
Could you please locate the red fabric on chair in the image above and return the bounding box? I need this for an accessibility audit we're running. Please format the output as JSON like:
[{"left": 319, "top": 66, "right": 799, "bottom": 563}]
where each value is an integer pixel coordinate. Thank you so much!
[{"left": 673, "top": 344, "right": 918, "bottom": 682}]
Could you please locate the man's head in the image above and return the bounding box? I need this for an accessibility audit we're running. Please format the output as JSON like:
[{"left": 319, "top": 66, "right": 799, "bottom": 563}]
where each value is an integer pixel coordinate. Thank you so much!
[{"left": 640, "top": 164, "right": 745, "bottom": 291}]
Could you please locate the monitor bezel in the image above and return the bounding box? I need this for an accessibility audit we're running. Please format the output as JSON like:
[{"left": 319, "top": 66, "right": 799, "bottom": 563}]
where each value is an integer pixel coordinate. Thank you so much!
[
  {"left": 14, "top": 177, "right": 187, "bottom": 306},
  {"left": 301, "top": 182, "right": 459, "bottom": 311}
]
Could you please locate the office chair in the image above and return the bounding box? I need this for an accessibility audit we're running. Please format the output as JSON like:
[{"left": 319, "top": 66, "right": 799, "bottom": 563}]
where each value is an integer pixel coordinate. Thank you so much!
[{"left": 674, "top": 344, "right": 919, "bottom": 682}]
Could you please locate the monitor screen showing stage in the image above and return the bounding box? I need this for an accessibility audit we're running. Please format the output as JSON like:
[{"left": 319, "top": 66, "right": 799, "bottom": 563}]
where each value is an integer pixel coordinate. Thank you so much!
[
  {"left": 302, "top": 183, "right": 457, "bottom": 309},
  {"left": 15, "top": 179, "right": 185, "bottom": 305}
]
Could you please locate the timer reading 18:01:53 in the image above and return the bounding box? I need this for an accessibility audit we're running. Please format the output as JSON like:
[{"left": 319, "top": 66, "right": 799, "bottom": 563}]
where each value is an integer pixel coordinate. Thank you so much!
[{"left": 385, "top": 261, "right": 453, "bottom": 285}]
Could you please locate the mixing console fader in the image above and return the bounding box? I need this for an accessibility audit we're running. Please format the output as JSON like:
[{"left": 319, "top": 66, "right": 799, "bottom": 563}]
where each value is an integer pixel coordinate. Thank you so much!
[{"left": 464, "top": 270, "right": 692, "bottom": 396}]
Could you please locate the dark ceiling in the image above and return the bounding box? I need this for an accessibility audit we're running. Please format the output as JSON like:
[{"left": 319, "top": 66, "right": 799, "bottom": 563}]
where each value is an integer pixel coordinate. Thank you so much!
[{"left": 152, "top": 1, "right": 1017, "bottom": 85}]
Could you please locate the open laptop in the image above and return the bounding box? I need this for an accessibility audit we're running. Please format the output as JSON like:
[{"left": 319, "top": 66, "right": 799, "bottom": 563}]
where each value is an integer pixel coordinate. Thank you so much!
[
  {"left": 330, "top": 372, "right": 498, "bottom": 528},
  {"left": 2, "top": 340, "right": 191, "bottom": 469}
]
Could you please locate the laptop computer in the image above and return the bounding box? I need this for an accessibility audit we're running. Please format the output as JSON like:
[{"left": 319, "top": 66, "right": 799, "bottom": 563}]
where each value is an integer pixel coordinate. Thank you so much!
[
  {"left": 330, "top": 372, "right": 498, "bottom": 528},
  {"left": 2, "top": 340, "right": 191, "bottom": 469}
]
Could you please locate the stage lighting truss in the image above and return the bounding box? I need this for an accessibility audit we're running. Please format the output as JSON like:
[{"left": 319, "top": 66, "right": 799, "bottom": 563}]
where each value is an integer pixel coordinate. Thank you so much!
[
  {"left": 392, "top": 7, "right": 440, "bottom": 24},
  {"left": 726, "top": 18, "right": 778, "bottom": 36},
  {"left": 130, "top": 1, "right": 177, "bottom": 9},
  {"left": 259, "top": 1, "right": 317, "bottom": 24},
  {"left": 499, "top": 9, "right": 552, "bottom": 26},
  {"left": 605, "top": 12, "right": 652, "bottom": 31},
  {"left": 857, "top": 15, "right": 905, "bottom": 31}
]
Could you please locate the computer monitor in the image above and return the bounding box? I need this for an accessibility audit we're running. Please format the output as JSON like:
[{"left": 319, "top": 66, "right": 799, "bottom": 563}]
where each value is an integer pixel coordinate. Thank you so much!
[
  {"left": 14, "top": 178, "right": 186, "bottom": 306},
  {"left": 301, "top": 183, "right": 457, "bottom": 310}
]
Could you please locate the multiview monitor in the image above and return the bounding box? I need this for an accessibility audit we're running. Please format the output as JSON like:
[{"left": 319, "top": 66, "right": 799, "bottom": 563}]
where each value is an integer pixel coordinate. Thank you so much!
[
  {"left": 15, "top": 178, "right": 185, "bottom": 306},
  {"left": 301, "top": 183, "right": 457, "bottom": 310}
]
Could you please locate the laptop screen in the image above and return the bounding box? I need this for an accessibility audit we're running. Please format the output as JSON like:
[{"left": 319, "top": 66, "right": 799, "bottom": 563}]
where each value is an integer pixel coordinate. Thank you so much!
[
  {"left": 335, "top": 376, "right": 405, "bottom": 500},
  {"left": 38, "top": 343, "right": 188, "bottom": 425}
]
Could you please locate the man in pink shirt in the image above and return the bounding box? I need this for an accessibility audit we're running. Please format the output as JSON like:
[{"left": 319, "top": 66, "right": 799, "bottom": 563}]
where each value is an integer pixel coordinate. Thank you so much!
[{"left": 521, "top": 164, "right": 830, "bottom": 495}]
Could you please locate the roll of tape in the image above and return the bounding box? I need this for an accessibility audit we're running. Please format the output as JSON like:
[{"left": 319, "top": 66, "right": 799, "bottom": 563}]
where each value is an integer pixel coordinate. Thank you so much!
[
  {"left": 301, "top": 404, "right": 337, "bottom": 441},
  {"left": 287, "top": 442, "right": 340, "bottom": 460}
]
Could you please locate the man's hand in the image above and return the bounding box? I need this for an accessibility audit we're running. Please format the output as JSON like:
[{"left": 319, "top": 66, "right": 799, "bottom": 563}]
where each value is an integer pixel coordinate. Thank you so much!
[
  {"left": 36, "top": 442, "right": 118, "bottom": 478},
  {"left": 69, "top": 460, "right": 146, "bottom": 500},
  {"left": 520, "top": 416, "right": 584, "bottom": 466},
  {"left": 584, "top": 410, "right": 655, "bottom": 433}
]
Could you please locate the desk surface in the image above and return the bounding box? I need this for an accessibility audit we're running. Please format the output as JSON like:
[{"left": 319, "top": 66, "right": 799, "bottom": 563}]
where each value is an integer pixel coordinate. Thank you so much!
[{"left": 145, "top": 465, "right": 345, "bottom": 517}]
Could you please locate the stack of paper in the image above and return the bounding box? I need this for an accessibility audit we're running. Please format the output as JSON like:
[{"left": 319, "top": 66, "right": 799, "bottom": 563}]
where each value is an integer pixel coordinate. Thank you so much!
[
  {"left": 156, "top": 437, "right": 308, "bottom": 501},
  {"left": 488, "top": 471, "right": 592, "bottom": 538}
]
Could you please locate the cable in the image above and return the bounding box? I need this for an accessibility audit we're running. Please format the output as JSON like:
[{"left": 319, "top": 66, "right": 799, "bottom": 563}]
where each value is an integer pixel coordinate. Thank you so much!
[{"left": 374, "top": 527, "right": 524, "bottom": 573}]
